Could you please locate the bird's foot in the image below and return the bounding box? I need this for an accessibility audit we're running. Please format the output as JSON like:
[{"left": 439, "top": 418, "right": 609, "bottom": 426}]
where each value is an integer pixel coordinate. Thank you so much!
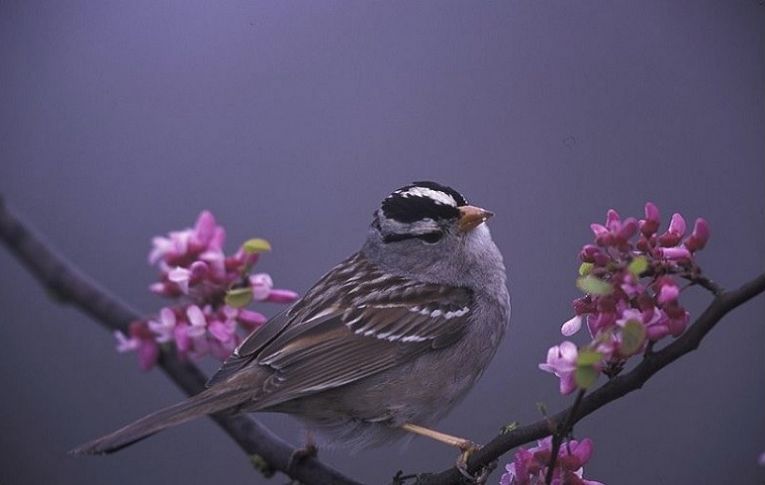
[
  {"left": 287, "top": 443, "right": 318, "bottom": 472},
  {"left": 456, "top": 441, "right": 489, "bottom": 484},
  {"left": 287, "top": 432, "right": 318, "bottom": 472}
]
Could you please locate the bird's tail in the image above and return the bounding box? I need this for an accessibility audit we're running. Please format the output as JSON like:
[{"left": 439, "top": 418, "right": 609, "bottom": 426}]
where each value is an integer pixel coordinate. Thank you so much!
[{"left": 70, "top": 387, "right": 249, "bottom": 455}]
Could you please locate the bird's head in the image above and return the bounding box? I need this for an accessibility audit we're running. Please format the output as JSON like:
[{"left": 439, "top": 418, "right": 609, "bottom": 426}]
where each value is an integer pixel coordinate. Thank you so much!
[{"left": 363, "top": 181, "right": 500, "bottom": 286}]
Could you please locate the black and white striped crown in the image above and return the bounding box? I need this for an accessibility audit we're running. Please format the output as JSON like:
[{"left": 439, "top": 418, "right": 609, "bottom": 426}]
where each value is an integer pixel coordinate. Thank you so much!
[{"left": 380, "top": 181, "right": 468, "bottom": 224}]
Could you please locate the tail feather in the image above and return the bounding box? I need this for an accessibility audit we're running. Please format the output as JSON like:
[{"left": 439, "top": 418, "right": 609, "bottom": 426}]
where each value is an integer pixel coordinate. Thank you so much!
[{"left": 70, "top": 388, "right": 248, "bottom": 455}]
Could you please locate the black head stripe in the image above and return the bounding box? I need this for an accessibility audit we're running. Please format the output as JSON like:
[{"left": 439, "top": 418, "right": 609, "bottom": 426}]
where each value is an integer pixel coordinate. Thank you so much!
[{"left": 381, "top": 181, "right": 467, "bottom": 224}]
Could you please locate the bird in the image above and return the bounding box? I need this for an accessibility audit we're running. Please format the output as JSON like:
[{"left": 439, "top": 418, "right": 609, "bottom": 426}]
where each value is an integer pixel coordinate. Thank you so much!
[{"left": 72, "top": 181, "right": 511, "bottom": 466}]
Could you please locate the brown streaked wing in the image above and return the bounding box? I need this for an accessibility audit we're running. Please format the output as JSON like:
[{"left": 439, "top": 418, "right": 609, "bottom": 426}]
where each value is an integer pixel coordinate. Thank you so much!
[
  {"left": 245, "top": 285, "right": 473, "bottom": 409},
  {"left": 207, "top": 251, "right": 474, "bottom": 409}
]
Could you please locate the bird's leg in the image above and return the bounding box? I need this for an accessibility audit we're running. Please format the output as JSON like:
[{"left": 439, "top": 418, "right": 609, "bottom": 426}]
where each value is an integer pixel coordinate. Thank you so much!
[
  {"left": 401, "top": 423, "right": 475, "bottom": 449},
  {"left": 287, "top": 430, "right": 318, "bottom": 472},
  {"left": 401, "top": 423, "right": 483, "bottom": 480}
]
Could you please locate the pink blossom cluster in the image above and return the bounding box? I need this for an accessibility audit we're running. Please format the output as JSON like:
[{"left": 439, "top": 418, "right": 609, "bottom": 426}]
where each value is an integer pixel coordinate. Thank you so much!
[
  {"left": 114, "top": 211, "right": 298, "bottom": 370},
  {"left": 499, "top": 437, "right": 604, "bottom": 485},
  {"left": 539, "top": 203, "right": 710, "bottom": 394}
]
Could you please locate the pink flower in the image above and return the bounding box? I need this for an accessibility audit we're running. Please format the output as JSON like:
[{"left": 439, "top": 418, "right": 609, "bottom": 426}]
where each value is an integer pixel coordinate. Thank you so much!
[
  {"left": 639, "top": 202, "right": 661, "bottom": 237},
  {"left": 148, "top": 231, "right": 188, "bottom": 265},
  {"left": 147, "top": 307, "right": 176, "bottom": 343},
  {"left": 114, "top": 330, "right": 139, "bottom": 352},
  {"left": 191, "top": 211, "right": 216, "bottom": 248},
  {"left": 615, "top": 308, "right": 643, "bottom": 327},
  {"left": 115, "top": 322, "right": 160, "bottom": 370},
  {"left": 168, "top": 266, "right": 192, "bottom": 294},
  {"left": 591, "top": 210, "right": 637, "bottom": 248},
  {"left": 237, "top": 309, "right": 268, "bottom": 329},
  {"left": 250, "top": 273, "right": 274, "bottom": 300},
  {"left": 579, "top": 245, "right": 609, "bottom": 266},
  {"left": 136, "top": 340, "right": 160, "bottom": 371},
  {"left": 267, "top": 288, "right": 299, "bottom": 303},
  {"left": 209, "top": 318, "right": 237, "bottom": 343},
  {"left": 561, "top": 315, "right": 583, "bottom": 337},
  {"left": 658, "top": 213, "right": 686, "bottom": 247},
  {"left": 500, "top": 437, "right": 605, "bottom": 485},
  {"left": 684, "top": 218, "right": 710, "bottom": 253},
  {"left": 250, "top": 274, "right": 298, "bottom": 303},
  {"left": 656, "top": 278, "right": 680, "bottom": 304},
  {"left": 658, "top": 246, "right": 691, "bottom": 261},
  {"left": 539, "top": 342, "right": 579, "bottom": 395},
  {"left": 200, "top": 249, "right": 225, "bottom": 279},
  {"left": 174, "top": 323, "right": 191, "bottom": 352},
  {"left": 620, "top": 273, "right": 644, "bottom": 298},
  {"left": 120, "top": 211, "right": 298, "bottom": 369},
  {"left": 185, "top": 305, "right": 207, "bottom": 338}
]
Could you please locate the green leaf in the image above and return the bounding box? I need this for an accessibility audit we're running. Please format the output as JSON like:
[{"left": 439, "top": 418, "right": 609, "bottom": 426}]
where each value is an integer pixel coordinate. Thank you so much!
[
  {"left": 225, "top": 288, "right": 253, "bottom": 308},
  {"left": 249, "top": 454, "right": 275, "bottom": 478},
  {"left": 536, "top": 402, "right": 548, "bottom": 417},
  {"left": 578, "top": 262, "right": 594, "bottom": 276},
  {"left": 577, "top": 349, "right": 603, "bottom": 367},
  {"left": 500, "top": 421, "right": 520, "bottom": 434},
  {"left": 242, "top": 238, "right": 271, "bottom": 254},
  {"left": 621, "top": 319, "right": 646, "bottom": 356},
  {"left": 576, "top": 275, "right": 613, "bottom": 296},
  {"left": 575, "top": 365, "right": 599, "bottom": 389},
  {"left": 628, "top": 256, "right": 648, "bottom": 277}
]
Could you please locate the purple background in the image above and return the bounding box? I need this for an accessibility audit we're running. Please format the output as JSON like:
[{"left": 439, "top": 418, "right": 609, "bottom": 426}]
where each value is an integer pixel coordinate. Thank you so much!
[{"left": 1, "top": 2, "right": 763, "bottom": 484}]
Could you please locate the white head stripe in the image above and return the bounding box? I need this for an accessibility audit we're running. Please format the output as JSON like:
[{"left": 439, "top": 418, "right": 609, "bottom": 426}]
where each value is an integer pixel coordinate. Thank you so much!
[
  {"left": 381, "top": 217, "right": 440, "bottom": 235},
  {"left": 394, "top": 187, "right": 458, "bottom": 207}
]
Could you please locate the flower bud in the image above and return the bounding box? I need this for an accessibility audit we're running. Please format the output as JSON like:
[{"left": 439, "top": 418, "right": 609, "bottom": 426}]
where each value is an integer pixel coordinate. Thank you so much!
[
  {"left": 640, "top": 202, "right": 661, "bottom": 236},
  {"left": 658, "top": 213, "right": 686, "bottom": 247},
  {"left": 617, "top": 217, "right": 638, "bottom": 241},
  {"left": 684, "top": 218, "right": 710, "bottom": 252},
  {"left": 656, "top": 277, "right": 680, "bottom": 304},
  {"left": 189, "top": 261, "right": 209, "bottom": 283},
  {"left": 193, "top": 210, "right": 216, "bottom": 247},
  {"left": 658, "top": 246, "right": 691, "bottom": 261},
  {"left": 579, "top": 244, "right": 599, "bottom": 263},
  {"left": 605, "top": 209, "right": 621, "bottom": 231}
]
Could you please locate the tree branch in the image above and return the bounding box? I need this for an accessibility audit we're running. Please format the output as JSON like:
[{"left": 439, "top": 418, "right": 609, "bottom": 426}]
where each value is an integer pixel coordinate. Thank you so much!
[
  {"left": 4, "top": 194, "right": 763, "bottom": 485},
  {"left": 414, "top": 271, "right": 765, "bottom": 484},
  {"left": 0, "top": 197, "right": 362, "bottom": 485}
]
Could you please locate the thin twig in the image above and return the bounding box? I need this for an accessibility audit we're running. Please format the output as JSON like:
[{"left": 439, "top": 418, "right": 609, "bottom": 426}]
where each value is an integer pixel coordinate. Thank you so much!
[
  {"left": 415, "top": 271, "right": 765, "bottom": 484},
  {"left": 681, "top": 272, "right": 724, "bottom": 296},
  {"left": 544, "top": 389, "right": 585, "bottom": 484},
  {"left": 0, "top": 196, "right": 362, "bottom": 485}
]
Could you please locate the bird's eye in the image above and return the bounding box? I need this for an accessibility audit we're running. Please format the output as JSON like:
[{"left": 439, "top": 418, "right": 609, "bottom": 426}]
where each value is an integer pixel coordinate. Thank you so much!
[{"left": 419, "top": 231, "right": 443, "bottom": 244}]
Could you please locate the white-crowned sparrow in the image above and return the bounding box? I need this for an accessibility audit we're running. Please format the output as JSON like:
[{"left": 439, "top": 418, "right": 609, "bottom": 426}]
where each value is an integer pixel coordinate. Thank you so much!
[{"left": 73, "top": 181, "right": 511, "bottom": 456}]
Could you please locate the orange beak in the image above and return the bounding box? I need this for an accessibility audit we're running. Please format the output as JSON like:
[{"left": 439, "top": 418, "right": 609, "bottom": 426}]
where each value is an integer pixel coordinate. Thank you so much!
[{"left": 457, "top": 205, "right": 494, "bottom": 233}]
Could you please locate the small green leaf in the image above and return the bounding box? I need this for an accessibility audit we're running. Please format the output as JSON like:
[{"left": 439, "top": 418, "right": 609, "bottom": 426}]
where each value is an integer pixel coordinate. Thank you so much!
[
  {"left": 628, "top": 256, "right": 648, "bottom": 277},
  {"left": 243, "top": 238, "right": 271, "bottom": 254},
  {"left": 621, "top": 319, "right": 646, "bottom": 356},
  {"left": 577, "top": 349, "right": 603, "bottom": 367},
  {"left": 575, "top": 365, "right": 599, "bottom": 389},
  {"left": 576, "top": 275, "right": 613, "bottom": 295},
  {"left": 536, "top": 402, "right": 548, "bottom": 417},
  {"left": 249, "top": 454, "right": 275, "bottom": 478},
  {"left": 225, "top": 288, "right": 253, "bottom": 308},
  {"left": 578, "top": 262, "right": 594, "bottom": 276},
  {"left": 500, "top": 421, "right": 520, "bottom": 434}
]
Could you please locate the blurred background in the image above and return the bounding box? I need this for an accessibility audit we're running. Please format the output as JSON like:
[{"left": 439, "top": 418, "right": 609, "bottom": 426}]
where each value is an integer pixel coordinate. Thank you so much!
[{"left": 1, "top": 1, "right": 763, "bottom": 484}]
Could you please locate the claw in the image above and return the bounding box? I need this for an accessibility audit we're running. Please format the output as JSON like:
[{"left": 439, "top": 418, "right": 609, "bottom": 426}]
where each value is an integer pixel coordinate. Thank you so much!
[
  {"left": 287, "top": 433, "right": 319, "bottom": 470},
  {"left": 456, "top": 441, "right": 485, "bottom": 483}
]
